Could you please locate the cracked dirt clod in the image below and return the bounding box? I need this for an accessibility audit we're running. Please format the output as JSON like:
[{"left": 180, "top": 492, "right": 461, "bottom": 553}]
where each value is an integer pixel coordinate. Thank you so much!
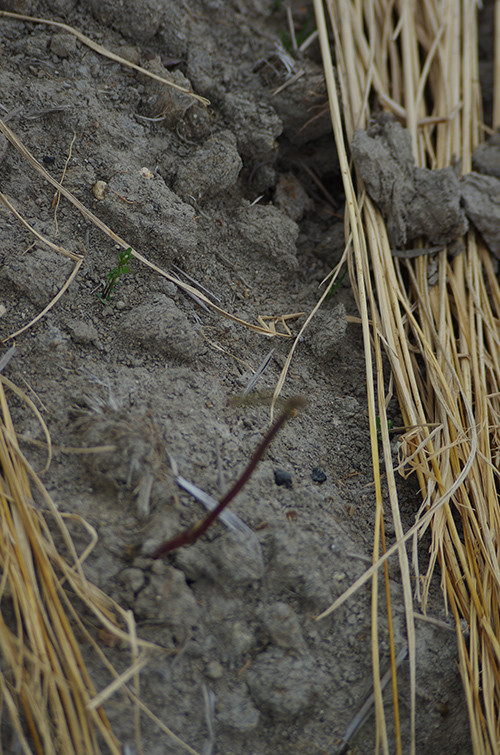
[
  {"left": 351, "top": 115, "right": 468, "bottom": 248},
  {"left": 173, "top": 130, "right": 242, "bottom": 200},
  {"left": 222, "top": 93, "right": 283, "bottom": 163},
  {"left": 256, "top": 601, "right": 306, "bottom": 652},
  {"left": 138, "top": 57, "right": 196, "bottom": 127},
  {"left": 246, "top": 648, "right": 327, "bottom": 720},
  {"left": 81, "top": 0, "right": 162, "bottom": 41},
  {"left": 472, "top": 129, "right": 500, "bottom": 178},
  {"left": 460, "top": 172, "right": 500, "bottom": 257},
  {"left": 217, "top": 686, "right": 261, "bottom": 733},
  {"left": 120, "top": 294, "right": 204, "bottom": 362},
  {"left": 2, "top": 247, "right": 74, "bottom": 307},
  {"left": 174, "top": 529, "right": 265, "bottom": 588},
  {"left": 95, "top": 172, "right": 199, "bottom": 260},
  {"left": 235, "top": 204, "right": 299, "bottom": 275}
]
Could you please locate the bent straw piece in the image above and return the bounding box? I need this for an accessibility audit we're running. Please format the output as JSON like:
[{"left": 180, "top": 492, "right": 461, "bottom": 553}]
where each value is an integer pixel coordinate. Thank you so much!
[
  {"left": 0, "top": 118, "right": 292, "bottom": 338},
  {"left": 0, "top": 10, "right": 209, "bottom": 106},
  {"left": 339, "top": 647, "right": 408, "bottom": 753},
  {"left": 0, "top": 387, "right": 122, "bottom": 753},
  {"left": 2, "top": 426, "right": 183, "bottom": 753},
  {"left": 3, "top": 258, "right": 83, "bottom": 345},
  {"left": 87, "top": 653, "right": 150, "bottom": 711},
  {"left": 314, "top": 2, "right": 415, "bottom": 752},
  {"left": 0, "top": 375, "right": 52, "bottom": 473},
  {"left": 0, "top": 191, "right": 82, "bottom": 261},
  {"left": 315, "top": 366, "right": 478, "bottom": 620}
]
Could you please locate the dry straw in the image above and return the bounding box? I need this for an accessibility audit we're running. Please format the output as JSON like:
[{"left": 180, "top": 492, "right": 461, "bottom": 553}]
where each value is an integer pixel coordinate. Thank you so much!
[
  {"left": 312, "top": 0, "right": 500, "bottom": 752},
  {"left": 0, "top": 374, "right": 204, "bottom": 754},
  {"left": 0, "top": 376, "right": 128, "bottom": 754}
]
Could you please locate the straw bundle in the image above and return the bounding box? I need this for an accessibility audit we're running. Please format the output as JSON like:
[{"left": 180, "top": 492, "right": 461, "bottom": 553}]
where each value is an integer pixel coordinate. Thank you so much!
[
  {"left": 312, "top": 1, "right": 500, "bottom": 752},
  {"left": 0, "top": 375, "right": 150, "bottom": 754}
]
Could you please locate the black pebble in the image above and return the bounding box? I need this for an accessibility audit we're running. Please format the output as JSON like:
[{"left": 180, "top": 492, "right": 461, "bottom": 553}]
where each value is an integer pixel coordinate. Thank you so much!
[
  {"left": 274, "top": 468, "right": 292, "bottom": 488},
  {"left": 311, "top": 467, "right": 327, "bottom": 484},
  {"left": 42, "top": 155, "right": 55, "bottom": 165}
]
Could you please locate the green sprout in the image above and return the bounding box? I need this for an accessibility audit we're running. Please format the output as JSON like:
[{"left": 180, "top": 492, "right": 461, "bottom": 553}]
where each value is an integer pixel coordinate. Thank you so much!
[
  {"left": 280, "top": 12, "right": 316, "bottom": 54},
  {"left": 99, "top": 247, "right": 132, "bottom": 303},
  {"left": 376, "top": 416, "right": 393, "bottom": 440},
  {"left": 326, "top": 266, "right": 347, "bottom": 300}
]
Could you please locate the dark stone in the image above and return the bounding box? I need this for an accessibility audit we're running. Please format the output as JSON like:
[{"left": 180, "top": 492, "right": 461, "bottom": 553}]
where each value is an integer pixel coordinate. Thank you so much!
[
  {"left": 273, "top": 469, "right": 292, "bottom": 488},
  {"left": 311, "top": 467, "right": 327, "bottom": 484}
]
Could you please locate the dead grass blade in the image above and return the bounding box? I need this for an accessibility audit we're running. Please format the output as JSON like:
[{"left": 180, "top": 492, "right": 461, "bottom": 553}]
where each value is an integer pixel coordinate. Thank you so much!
[
  {"left": 0, "top": 375, "right": 52, "bottom": 473},
  {"left": 0, "top": 376, "right": 198, "bottom": 753},
  {"left": 0, "top": 379, "right": 120, "bottom": 753},
  {"left": 2, "top": 258, "right": 83, "bottom": 344},
  {"left": 312, "top": 0, "right": 500, "bottom": 752},
  {"left": 0, "top": 191, "right": 82, "bottom": 261}
]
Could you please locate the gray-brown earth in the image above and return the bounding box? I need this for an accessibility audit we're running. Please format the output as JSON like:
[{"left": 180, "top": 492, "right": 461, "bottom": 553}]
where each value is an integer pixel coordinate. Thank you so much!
[{"left": 1, "top": 0, "right": 493, "bottom": 752}]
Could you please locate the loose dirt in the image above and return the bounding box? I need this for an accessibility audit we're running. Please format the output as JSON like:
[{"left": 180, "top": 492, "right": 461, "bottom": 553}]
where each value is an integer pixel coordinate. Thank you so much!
[{"left": 0, "top": 1, "right": 482, "bottom": 752}]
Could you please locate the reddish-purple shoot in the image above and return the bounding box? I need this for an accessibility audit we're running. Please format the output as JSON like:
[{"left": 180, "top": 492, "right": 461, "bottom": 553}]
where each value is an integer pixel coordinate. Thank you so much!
[{"left": 152, "top": 397, "right": 305, "bottom": 558}]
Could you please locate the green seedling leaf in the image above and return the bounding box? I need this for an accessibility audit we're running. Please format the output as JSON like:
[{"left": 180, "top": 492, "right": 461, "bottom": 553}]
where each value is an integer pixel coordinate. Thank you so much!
[
  {"left": 280, "top": 29, "right": 292, "bottom": 51},
  {"left": 326, "top": 267, "right": 347, "bottom": 300},
  {"left": 99, "top": 247, "right": 133, "bottom": 303},
  {"left": 376, "top": 416, "right": 393, "bottom": 439}
]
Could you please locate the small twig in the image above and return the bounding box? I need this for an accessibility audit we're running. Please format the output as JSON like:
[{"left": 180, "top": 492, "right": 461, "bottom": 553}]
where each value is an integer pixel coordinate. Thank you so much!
[
  {"left": 201, "top": 685, "right": 216, "bottom": 755},
  {"left": 0, "top": 105, "right": 23, "bottom": 122},
  {"left": 242, "top": 349, "right": 275, "bottom": 397},
  {"left": 0, "top": 191, "right": 81, "bottom": 261},
  {"left": 336, "top": 647, "right": 408, "bottom": 753},
  {"left": 0, "top": 10, "right": 209, "bottom": 106},
  {"left": 272, "top": 69, "right": 305, "bottom": 97},
  {"left": 134, "top": 113, "right": 168, "bottom": 123},
  {"left": 299, "top": 29, "right": 318, "bottom": 53},
  {"left": 171, "top": 264, "right": 222, "bottom": 302},
  {"left": 247, "top": 159, "right": 273, "bottom": 188},
  {"left": 286, "top": 4, "right": 298, "bottom": 53},
  {"left": 3, "top": 258, "right": 83, "bottom": 342},
  {"left": 24, "top": 106, "right": 73, "bottom": 119},
  {"left": 53, "top": 131, "right": 77, "bottom": 234},
  {"left": 170, "top": 272, "right": 211, "bottom": 313},
  {"left": 0, "top": 346, "right": 16, "bottom": 374},
  {"left": 152, "top": 397, "right": 305, "bottom": 557}
]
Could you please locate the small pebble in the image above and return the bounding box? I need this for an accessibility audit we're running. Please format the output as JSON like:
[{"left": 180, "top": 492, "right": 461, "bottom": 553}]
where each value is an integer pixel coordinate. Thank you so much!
[
  {"left": 246, "top": 648, "right": 326, "bottom": 719},
  {"left": 93, "top": 180, "right": 108, "bottom": 200},
  {"left": 257, "top": 602, "right": 305, "bottom": 651},
  {"left": 205, "top": 660, "right": 223, "bottom": 680},
  {"left": 230, "top": 622, "right": 255, "bottom": 656},
  {"left": 311, "top": 467, "right": 327, "bottom": 484},
  {"left": 217, "top": 687, "right": 260, "bottom": 732},
  {"left": 50, "top": 32, "right": 77, "bottom": 58},
  {"left": 274, "top": 469, "right": 292, "bottom": 488}
]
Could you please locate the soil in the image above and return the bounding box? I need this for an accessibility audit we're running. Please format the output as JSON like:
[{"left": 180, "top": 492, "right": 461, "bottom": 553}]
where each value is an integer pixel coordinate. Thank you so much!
[{"left": 0, "top": 1, "right": 483, "bottom": 753}]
